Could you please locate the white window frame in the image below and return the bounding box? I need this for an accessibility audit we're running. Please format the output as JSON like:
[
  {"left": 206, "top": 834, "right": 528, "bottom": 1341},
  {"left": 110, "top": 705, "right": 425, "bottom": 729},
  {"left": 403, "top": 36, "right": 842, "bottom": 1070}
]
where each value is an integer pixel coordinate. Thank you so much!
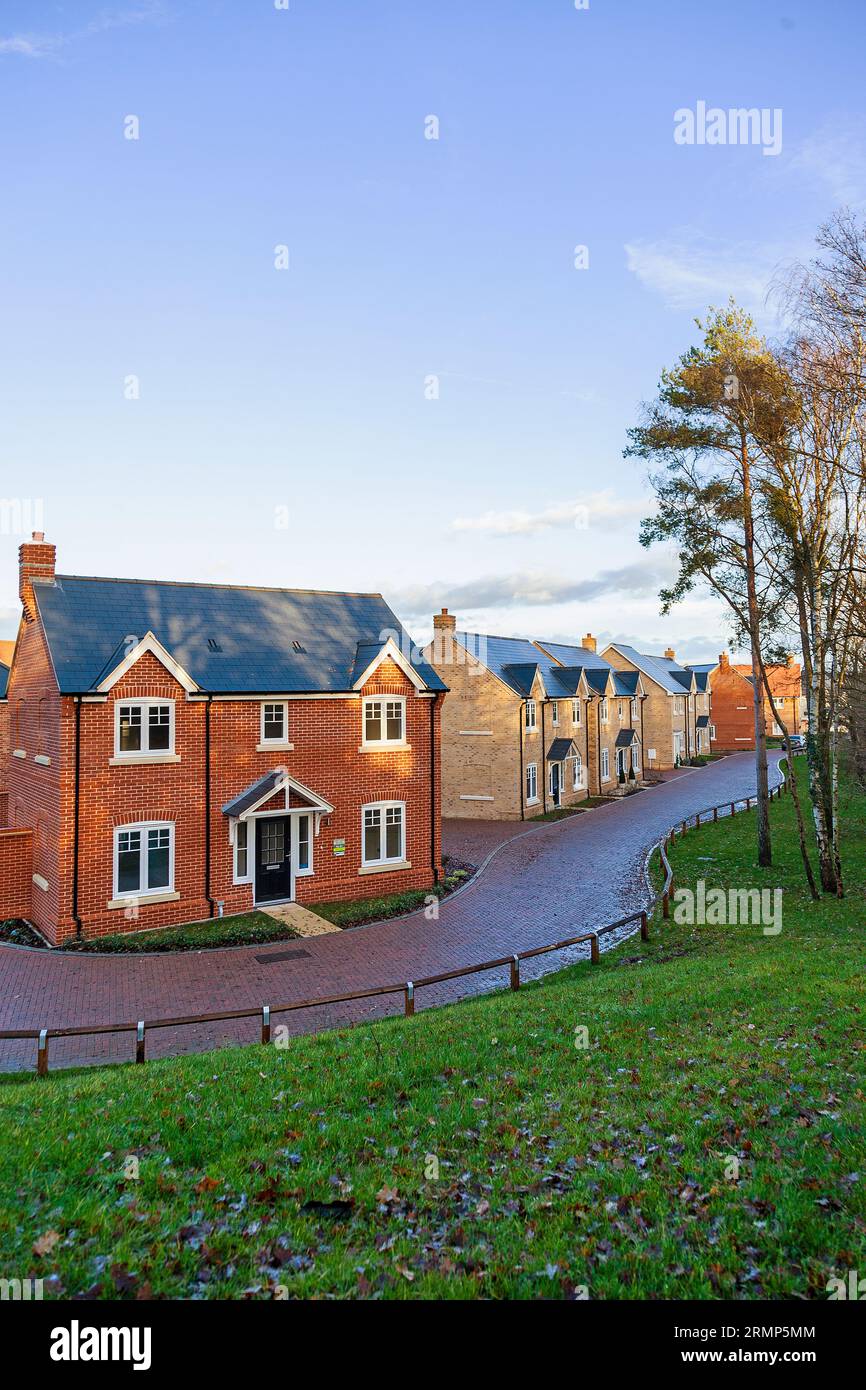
[
  {"left": 573, "top": 752, "right": 583, "bottom": 790},
  {"left": 632, "top": 745, "right": 641, "bottom": 773},
  {"left": 572, "top": 699, "right": 581, "bottom": 725},
  {"left": 234, "top": 819, "right": 252, "bottom": 883},
  {"left": 113, "top": 820, "right": 174, "bottom": 899},
  {"left": 362, "top": 695, "right": 407, "bottom": 747},
  {"left": 548, "top": 761, "right": 562, "bottom": 797},
  {"left": 551, "top": 700, "right": 559, "bottom": 726},
  {"left": 601, "top": 747, "right": 610, "bottom": 782},
  {"left": 525, "top": 762, "right": 538, "bottom": 804},
  {"left": 631, "top": 698, "right": 638, "bottom": 720},
  {"left": 525, "top": 699, "right": 537, "bottom": 732},
  {"left": 114, "top": 699, "right": 175, "bottom": 758},
  {"left": 361, "top": 800, "right": 406, "bottom": 867},
  {"left": 295, "top": 812, "right": 314, "bottom": 876},
  {"left": 260, "top": 701, "right": 289, "bottom": 745},
  {"left": 618, "top": 701, "right": 624, "bottom": 723},
  {"left": 599, "top": 697, "right": 608, "bottom": 724}
]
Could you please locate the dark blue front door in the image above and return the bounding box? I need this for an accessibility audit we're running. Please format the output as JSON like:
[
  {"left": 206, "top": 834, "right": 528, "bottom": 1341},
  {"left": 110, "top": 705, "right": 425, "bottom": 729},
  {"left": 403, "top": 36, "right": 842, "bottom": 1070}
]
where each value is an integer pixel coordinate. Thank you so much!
[{"left": 255, "top": 817, "right": 291, "bottom": 903}]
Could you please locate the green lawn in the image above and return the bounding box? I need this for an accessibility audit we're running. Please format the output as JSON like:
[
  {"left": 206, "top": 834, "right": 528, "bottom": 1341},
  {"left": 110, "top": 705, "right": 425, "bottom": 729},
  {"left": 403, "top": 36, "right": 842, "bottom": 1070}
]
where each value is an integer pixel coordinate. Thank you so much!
[
  {"left": 59, "top": 912, "right": 300, "bottom": 954},
  {"left": 0, "top": 756, "right": 863, "bottom": 1299}
]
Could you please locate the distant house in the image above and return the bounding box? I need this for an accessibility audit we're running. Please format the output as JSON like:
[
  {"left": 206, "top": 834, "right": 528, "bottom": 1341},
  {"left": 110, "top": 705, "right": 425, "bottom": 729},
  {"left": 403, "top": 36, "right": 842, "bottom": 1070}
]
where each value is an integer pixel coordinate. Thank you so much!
[
  {"left": 0, "top": 534, "right": 446, "bottom": 945},
  {"left": 693, "top": 652, "right": 806, "bottom": 751},
  {"left": 423, "top": 615, "right": 645, "bottom": 819},
  {"left": 603, "top": 644, "right": 710, "bottom": 768}
]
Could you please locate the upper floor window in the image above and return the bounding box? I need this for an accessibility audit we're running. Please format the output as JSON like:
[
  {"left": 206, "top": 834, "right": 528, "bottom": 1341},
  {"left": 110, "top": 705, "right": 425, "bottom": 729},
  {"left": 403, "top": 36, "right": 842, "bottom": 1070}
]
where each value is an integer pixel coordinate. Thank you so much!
[
  {"left": 599, "top": 697, "right": 608, "bottom": 723},
  {"left": 363, "top": 696, "right": 405, "bottom": 745},
  {"left": 116, "top": 700, "right": 174, "bottom": 757},
  {"left": 674, "top": 696, "right": 684, "bottom": 716},
  {"left": 114, "top": 821, "right": 174, "bottom": 898},
  {"left": 261, "top": 701, "right": 288, "bottom": 744},
  {"left": 525, "top": 699, "right": 537, "bottom": 731},
  {"left": 631, "top": 697, "right": 638, "bottom": 720},
  {"left": 572, "top": 699, "right": 581, "bottom": 725},
  {"left": 618, "top": 701, "right": 624, "bottom": 722},
  {"left": 550, "top": 700, "right": 559, "bottom": 726}
]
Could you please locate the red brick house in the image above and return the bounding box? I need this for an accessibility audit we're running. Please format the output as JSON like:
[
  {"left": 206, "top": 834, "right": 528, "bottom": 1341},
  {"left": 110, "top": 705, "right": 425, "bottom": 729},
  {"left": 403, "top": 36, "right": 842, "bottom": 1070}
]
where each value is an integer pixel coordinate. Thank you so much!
[
  {"left": 689, "top": 652, "right": 807, "bottom": 752},
  {"left": 0, "top": 535, "right": 445, "bottom": 945}
]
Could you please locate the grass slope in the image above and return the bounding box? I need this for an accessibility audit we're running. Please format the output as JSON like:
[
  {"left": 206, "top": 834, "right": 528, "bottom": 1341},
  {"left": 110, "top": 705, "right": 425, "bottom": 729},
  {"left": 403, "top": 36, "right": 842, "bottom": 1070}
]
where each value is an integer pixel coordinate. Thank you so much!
[{"left": 0, "top": 758, "right": 863, "bottom": 1299}]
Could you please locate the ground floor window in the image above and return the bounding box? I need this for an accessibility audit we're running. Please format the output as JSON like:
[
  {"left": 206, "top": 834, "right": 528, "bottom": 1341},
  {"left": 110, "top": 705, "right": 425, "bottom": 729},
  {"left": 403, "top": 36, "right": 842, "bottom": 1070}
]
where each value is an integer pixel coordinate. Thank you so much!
[
  {"left": 601, "top": 748, "right": 610, "bottom": 782},
  {"left": 115, "top": 822, "right": 174, "bottom": 898},
  {"left": 525, "top": 762, "right": 538, "bottom": 803},
  {"left": 572, "top": 752, "right": 583, "bottom": 789},
  {"left": 297, "top": 813, "right": 312, "bottom": 873},
  {"left": 632, "top": 745, "right": 641, "bottom": 773},
  {"left": 362, "top": 802, "right": 405, "bottom": 866}
]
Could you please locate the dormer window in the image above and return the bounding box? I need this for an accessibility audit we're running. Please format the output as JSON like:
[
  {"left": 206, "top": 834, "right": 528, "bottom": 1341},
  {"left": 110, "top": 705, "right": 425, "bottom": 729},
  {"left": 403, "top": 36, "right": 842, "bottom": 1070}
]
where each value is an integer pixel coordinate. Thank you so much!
[
  {"left": 260, "top": 701, "right": 289, "bottom": 745},
  {"left": 363, "top": 696, "right": 406, "bottom": 746},
  {"left": 115, "top": 700, "right": 175, "bottom": 758},
  {"left": 551, "top": 700, "right": 559, "bottom": 726},
  {"left": 599, "top": 697, "right": 609, "bottom": 723},
  {"left": 525, "top": 699, "right": 537, "bottom": 732},
  {"left": 572, "top": 699, "right": 581, "bottom": 725}
]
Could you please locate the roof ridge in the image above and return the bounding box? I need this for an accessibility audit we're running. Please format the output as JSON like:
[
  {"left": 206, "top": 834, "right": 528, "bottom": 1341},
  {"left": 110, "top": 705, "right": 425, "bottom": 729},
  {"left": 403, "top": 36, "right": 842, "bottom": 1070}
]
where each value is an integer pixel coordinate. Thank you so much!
[{"left": 43, "top": 574, "right": 386, "bottom": 600}]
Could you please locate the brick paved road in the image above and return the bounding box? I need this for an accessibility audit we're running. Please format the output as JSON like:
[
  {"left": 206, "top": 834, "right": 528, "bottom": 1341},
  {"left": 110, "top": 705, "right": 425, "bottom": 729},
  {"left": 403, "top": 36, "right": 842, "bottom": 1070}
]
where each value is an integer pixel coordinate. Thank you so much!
[{"left": 0, "top": 753, "right": 781, "bottom": 1072}]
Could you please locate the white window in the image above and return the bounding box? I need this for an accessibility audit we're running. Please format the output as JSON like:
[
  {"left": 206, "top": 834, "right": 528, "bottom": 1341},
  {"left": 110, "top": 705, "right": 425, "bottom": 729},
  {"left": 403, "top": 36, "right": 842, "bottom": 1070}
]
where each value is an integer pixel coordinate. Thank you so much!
[
  {"left": 234, "top": 820, "right": 251, "bottom": 882},
  {"left": 573, "top": 752, "right": 583, "bottom": 790},
  {"left": 525, "top": 762, "right": 538, "bottom": 803},
  {"left": 525, "top": 699, "right": 537, "bottom": 731},
  {"left": 618, "top": 701, "right": 624, "bottom": 723},
  {"left": 632, "top": 745, "right": 641, "bottom": 773},
  {"left": 773, "top": 697, "right": 785, "bottom": 708},
  {"left": 674, "top": 731, "right": 684, "bottom": 759},
  {"left": 363, "top": 696, "right": 406, "bottom": 745},
  {"left": 631, "top": 698, "right": 638, "bottom": 720},
  {"left": 674, "top": 696, "right": 684, "bottom": 716},
  {"left": 601, "top": 748, "right": 610, "bottom": 782},
  {"left": 261, "top": 701, "right": 288, "bottom": 744},
  {"left": 599, "top": 697, "right": 608, "bottom": 723},
  {"left": 548, "top": 762, "right": 561, "bottom": 796},
  {"left": 362, "top": 801, "right": 405, "bottom": 866},
  {"left": 296, "top": 813, "right": 312, "bottom": 873},
  {"left": 551, "top": 700, "right": 559, "bottom": 726},
  {"left": 114, "top": 821, "right": 174, "bottom": 898},
  {"left": 572, "top": 699, "right": 581, "bottom": 725},
  {"left": 115, "top": 700, "right": 174, "bottom": 757}
]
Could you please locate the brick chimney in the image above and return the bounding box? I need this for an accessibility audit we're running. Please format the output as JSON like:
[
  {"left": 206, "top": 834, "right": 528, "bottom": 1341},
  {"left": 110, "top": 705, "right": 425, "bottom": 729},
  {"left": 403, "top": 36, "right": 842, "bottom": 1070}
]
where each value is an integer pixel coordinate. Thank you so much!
[
  {"left": 19, "top": 532, "right": 56, "bottom": 622},
  {"left": 433, "top": 607, "right": 456, "bottom": 635},
  {"left": 664, "top": 647, "right": 676, "bottom": 661},
  {"left": 786, "top": 652, "right": 795, "bottom": 667},
  {"left": 582, "top": 633, "right": 596, "bottom": 653},
  {"left": 719, "top": 651, "right": 729, "bottom": 668}
]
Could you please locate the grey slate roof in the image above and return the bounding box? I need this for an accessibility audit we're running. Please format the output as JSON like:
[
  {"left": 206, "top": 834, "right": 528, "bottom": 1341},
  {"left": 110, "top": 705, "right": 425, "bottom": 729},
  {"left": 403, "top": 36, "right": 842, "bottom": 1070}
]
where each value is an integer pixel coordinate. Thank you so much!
[
  {"left": 32, "top": 575, "right": 446, "bottom": 695},
  {"left": 615, "top": 728, "right": 640, "bottom": 747},
  {"left": 453, "top": 633, "right": 587, "bottom": 700},
  {"left": 607, "top": 644, "right": 694, "bottom": 695},
  {"left": 222, "top": 771, "right": 283, "bottom": 818},
  {"left": 547, "top": 737, "right": 578, "bottom": 762},
  {"left": 584, "top": 669, "right": 613, "bottom": 697},
  {"left": 0, "top": 662, "right": 8, "bottom": 699},
  {"left": 690, "top": 669, "right": 711, "bottom": 692},
  {"left": 534, "top": 639, "right": 612, "bottom": 671},
  {"left": 696, "top": 714, "right": 710, "bottom": 728}
]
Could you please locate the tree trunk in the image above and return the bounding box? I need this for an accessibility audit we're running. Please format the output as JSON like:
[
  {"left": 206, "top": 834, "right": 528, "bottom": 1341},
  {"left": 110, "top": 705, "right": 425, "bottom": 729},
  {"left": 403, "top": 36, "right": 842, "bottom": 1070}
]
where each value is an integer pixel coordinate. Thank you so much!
[
  {"left": 741, "top": 436, "right": 772, "bottom": 866},
  {"left": 755, "top": 658, "right": 819, "bottom": 899}
]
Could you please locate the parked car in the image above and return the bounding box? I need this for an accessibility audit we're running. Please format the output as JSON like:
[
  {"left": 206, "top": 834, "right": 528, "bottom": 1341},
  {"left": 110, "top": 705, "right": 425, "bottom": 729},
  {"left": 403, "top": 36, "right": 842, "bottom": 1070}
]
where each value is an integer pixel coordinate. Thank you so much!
[{"left": 784, "top": 733, "right": 806, "bottom": 751}]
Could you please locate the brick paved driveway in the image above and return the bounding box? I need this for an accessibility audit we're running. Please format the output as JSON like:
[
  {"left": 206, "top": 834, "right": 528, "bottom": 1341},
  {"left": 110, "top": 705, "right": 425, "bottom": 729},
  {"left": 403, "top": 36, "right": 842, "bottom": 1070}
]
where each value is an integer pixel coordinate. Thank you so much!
[{"left": 0, "top": 753, "right": 781, "bottom": 1072}]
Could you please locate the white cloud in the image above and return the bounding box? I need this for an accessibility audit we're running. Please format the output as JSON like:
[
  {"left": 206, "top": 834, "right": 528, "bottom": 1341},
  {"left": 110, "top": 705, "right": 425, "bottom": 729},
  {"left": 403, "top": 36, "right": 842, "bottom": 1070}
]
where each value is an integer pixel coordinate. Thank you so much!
[
  {"left": 452, "top": 490, "right": 647, "bottom": 538},
  {"left": 788, "top": 122, "right": 866, "bottom": 207},
  {"left": 389, "top": 558, "right": 674, "bottom": 621},
  {"left": 0, "top": 35, "right": 59, "bottom": 58},
  {"left": 0, "top": 3, "right": 168, "bottom": 60},
  {"left": 624, "top": 234, "right": 784, "bottom": 316}
]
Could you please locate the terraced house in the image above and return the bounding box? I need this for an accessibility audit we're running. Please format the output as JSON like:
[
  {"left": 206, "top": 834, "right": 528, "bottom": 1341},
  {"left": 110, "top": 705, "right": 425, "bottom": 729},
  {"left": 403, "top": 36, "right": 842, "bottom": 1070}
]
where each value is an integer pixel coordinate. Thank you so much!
[
  {"left": 602, "top": 644, "right": 709, "bottom": 770},
  {"left": 424, "top": 614, "right": 646, "bottom": 820},
  {"left": 0, "top": 535, "right": 445, "bottom": 945}
]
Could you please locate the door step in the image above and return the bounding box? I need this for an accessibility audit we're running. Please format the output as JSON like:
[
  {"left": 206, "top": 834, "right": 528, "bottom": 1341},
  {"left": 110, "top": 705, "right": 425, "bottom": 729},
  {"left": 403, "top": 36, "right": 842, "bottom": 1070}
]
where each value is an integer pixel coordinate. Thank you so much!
[{"left": 259, "top": 902, "right": 341, "bottom": 936}]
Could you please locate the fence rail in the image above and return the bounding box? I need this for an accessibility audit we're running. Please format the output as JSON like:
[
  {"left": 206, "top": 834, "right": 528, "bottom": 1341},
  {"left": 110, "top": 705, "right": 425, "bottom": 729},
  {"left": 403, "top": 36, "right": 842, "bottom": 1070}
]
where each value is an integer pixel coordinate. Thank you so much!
[{"left": 1, "top": 773, "right": 787, "bottom": 1076}]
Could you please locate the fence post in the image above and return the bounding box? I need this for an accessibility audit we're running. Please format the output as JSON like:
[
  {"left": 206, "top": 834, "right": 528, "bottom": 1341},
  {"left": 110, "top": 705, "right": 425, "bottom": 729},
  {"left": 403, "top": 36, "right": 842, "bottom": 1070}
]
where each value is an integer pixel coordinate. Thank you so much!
[
  {"left": 640, "top": 911, "right": 649, "bottom": 941},
  {"left": 135, "top": 1021, "right": 146, "bottom": 1065},
  {"left": 662, "top": 891, "right": 670, "bottom": 920},
  {"left": 730, "top": 801, "right": 735, "bottom": 816},
  {"left": 590, "top": 934, "right": 600, "bottom": 964},
  {"left": 261, "top": 1005, "right": 271, "bottom": 1045},
  {"left": 713, "top": 806, "right": 718, "bottom": 822},
  {"left": 404, "top": 982, "right": 415, "bottom": 1017},
  {"left": 510, "top": 955, "right": 520, "bottom": 990},
  {"left": 681, "top": 820, "right": 687, "bottom": 836},
  {"left": 37, "top": 1029, "right": 48, "bottom": 1077}
]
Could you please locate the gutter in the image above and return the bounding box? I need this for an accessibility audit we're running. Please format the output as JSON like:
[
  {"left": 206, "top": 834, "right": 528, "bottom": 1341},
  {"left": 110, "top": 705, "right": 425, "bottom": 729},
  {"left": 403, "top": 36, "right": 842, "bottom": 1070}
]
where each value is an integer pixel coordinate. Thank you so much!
[
  {"left": 430, "top": 692, "right": 439, "bottom": 884},
  {"left": 541, "top": 698, "right": 548, "bottom": 814},
  {"left": 518, "top": 701, "right": 525, "bottom": 821},
  {"left": 71, "top": 696, "right": 83, "bottom": 939},
  {"left": 205, "top": 694, "right": 216, "bottom": 918}
]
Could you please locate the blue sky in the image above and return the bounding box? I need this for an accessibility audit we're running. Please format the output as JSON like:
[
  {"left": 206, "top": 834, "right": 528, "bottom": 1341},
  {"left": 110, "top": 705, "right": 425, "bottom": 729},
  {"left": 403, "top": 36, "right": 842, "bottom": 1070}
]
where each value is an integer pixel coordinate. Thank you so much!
[{"left": 2, "top": 0, "right": 864, "bottom": 660}]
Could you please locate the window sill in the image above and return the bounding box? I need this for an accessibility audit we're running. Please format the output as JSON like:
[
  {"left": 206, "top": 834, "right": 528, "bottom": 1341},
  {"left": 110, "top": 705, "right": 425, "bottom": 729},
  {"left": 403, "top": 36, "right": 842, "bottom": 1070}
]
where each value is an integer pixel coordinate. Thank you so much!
[
  {"left": 526, "top": 797, "right": 540, "bottom": 806},
  {"left": 12, "top": 749, "right": 25, "bottom": 759},
  {"left": 34, "top": 754, "right": 51, "bottom": 766},
  {"left": 358, "top": 742, "right": 410, "bottom": 753},
  {"left": 358, "top": 860, "right": 412, "bottom": 876},
  {"left": 107, "top": 890, "right": 180, "bottom": 910},
  {"left": 109, "top": 753, "right": 182, "bottom": 766},
  {"left": 257, "top": 741, "right": 294, "bottom": 752},
  {"left": 33, "top": 873, "right": 49, "bottom": 892}
]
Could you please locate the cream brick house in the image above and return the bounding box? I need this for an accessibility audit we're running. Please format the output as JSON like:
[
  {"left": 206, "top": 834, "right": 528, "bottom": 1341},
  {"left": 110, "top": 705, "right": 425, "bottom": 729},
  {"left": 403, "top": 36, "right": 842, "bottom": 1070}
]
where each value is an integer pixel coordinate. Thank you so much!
[
  {"left": 603, "top": 644, "right": 710, "bottom": 770},
  {"left": 424, "top": 614, "right": 645, "bottom": 820}
]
